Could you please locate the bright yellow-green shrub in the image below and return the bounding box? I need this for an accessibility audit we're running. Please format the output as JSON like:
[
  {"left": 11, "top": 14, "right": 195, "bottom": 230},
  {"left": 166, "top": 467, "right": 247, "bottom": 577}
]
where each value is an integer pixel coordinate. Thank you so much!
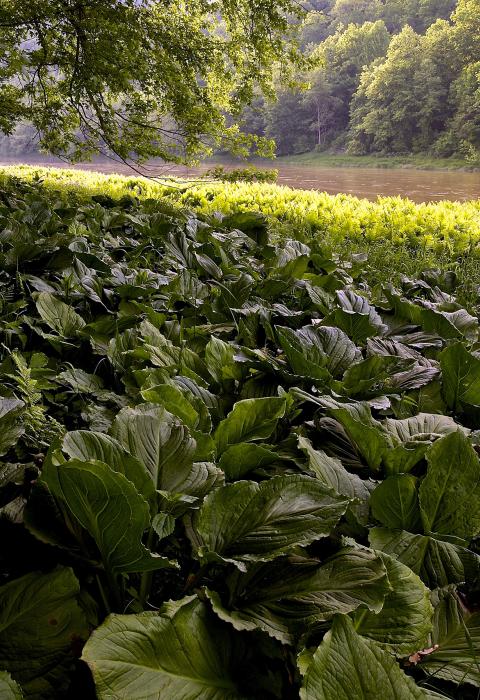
[{"left": 1, "top": 165, "right": 479, "bottom": 255}]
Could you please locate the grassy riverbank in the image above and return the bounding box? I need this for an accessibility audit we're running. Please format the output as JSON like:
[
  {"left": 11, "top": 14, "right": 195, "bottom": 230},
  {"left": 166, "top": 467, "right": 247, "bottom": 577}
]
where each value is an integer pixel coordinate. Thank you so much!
[
  {"left": 2, "top": 164, "right": 480, "bottom": 307},
  {"left": 275, "top": 151, "right": 480, "bottom": 171}
]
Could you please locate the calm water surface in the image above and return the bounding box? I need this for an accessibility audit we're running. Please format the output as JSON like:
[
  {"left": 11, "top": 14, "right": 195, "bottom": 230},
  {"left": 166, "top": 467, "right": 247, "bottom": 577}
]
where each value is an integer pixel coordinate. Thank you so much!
[{"left": 1, "top": 156, "right": 479, "bottom": 204}]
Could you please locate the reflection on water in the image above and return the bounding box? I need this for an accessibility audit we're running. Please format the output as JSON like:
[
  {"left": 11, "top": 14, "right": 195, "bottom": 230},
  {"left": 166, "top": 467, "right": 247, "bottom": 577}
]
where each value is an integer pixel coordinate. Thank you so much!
[{"left": 1, "top": 156, "right": 479, "bottom": 204}]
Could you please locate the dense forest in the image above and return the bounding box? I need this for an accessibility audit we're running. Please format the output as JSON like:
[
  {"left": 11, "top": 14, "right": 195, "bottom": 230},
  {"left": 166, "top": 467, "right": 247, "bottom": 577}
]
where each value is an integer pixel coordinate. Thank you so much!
[
  {"left": 0, "top": 0, "right": 478, "bottom": 162},
  {"left": 241, "top": 0, "right": 480, "bottom": 159}
]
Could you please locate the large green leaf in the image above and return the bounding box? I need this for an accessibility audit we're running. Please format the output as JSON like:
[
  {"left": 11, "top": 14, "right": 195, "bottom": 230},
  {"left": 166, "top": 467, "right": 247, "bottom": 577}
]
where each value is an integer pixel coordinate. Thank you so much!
[
  {"left": 299, "top": 615, "right": 429, "bottom": 700},
  {"left": 420, "top": 587, "right": 480, "bottom": 687},
  {"left": 190, "top": 475, "right": 350, "bottom": 568},
  {"left": 35, "top": 292, "right": 85, "bottom": 337},
  {"left": 214, "top": 397, "right": 286, "bottom": 455},
  {"left": 370, "top": 475, "right": 421, "bottom": 531},
  {"left": 440, "top": 342, "right": 480, "bottom": 412},
  {"left": 0, "top": 567, "right": 87, "bottom": 699},
  {"left": 369, "top": 528, "right": 480, "bottom": 588},
  {"left": 276, "top": 325, "right": 359, "bottom": 380},
  {"left": 326, "top": 289, "right": 387, "bottom": 344},
  {"left": 206, "top": 547, "right": 390, "bottom": 644},
  {"left": 341, "top": 356, "right": 437, "bottom": 399},
  {"left": 276, "top": 326, "right": 331, "bottom": 382},
  {"left": 111, "top": 403, "right": 198, "bottom": 492},
  {"left": 218, "top": 443, "right": 282, "bottom": 481},
  {"left": 419, "top": 431, "right": 480, "bottom": 540},
  {"left": 42, "top": 459, "right": 172, "bottom": 574},
  {"left": 0, "top": 398, "right": 24, "bottom": 457},
  {"left": 82, "top": 596, "right": 249, "bottom": 700},
  {"left": 0, "top": 672, "right": 23, "bottom": 699},
  {"left": 382, "top": 413, "right": 467, "bottom": 475},
  {"left": 328, "top": 403, "right": 395, "bottom": 471},
  {"left": 205, "top": 337, "right": 243, "bottom": 383},
  {"left": 384, "top": 414, "right": 467, "bottom": 443},
  {"left": 140, "top": 383, "right": 201, "bottom": 429},
  {"left": 354, "top": 552, "right": 433, "bottom": 655},
  {"left": 308, "top": 326, "right": 361, "bottom": 377},
  {"left": 62, "top": 430, "right": 155, "bottom": 504},
  {"left": 298, "top": 436, "right": 372, "bottom": 524}
]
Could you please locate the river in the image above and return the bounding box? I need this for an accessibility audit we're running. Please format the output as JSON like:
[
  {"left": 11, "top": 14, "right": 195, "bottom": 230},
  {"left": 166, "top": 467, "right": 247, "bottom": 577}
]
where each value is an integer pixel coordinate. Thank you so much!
[{"left": 1, "top": 156, "right": 479, "bottom": 204}]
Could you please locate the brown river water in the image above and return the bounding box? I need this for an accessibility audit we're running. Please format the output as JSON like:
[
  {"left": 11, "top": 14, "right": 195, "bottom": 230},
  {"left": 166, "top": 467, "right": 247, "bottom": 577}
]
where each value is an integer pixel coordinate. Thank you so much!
[{"left": 1, "top": 156, "right": 479, "bottom": 204}]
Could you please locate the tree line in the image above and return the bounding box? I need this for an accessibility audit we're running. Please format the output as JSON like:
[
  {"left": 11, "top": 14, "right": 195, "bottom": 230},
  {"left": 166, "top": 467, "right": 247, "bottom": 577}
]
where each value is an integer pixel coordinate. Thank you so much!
[{"left": 240, "top": 0, "right": 480, "bottom": 160}]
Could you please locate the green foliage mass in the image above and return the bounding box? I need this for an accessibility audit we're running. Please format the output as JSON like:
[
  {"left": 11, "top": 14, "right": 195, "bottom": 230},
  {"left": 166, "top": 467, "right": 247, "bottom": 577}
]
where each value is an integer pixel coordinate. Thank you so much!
[
  {"left": 0, "top": 176, "right": 479, "bottom": 698},
  {"left": 4, "top": 165, "right": 479, "bottom": 260}
]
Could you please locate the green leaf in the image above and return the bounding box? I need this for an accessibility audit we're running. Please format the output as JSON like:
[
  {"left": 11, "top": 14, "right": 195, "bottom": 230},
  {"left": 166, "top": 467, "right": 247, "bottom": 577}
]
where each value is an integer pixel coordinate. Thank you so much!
[
  {"left": 141, "top": 384, "right": 201, "bottom": 429},
  {"left": 214, "top": 397, "right": 286, "bottom": 455},
  {"left": 419, "top": 431, "right": 480, "bottom": 540},
  {"left": 0, "top": 672, "right": 23, "bottom": 699},
  {"left": 354, "top": 552, "right": 433, "bottom": 655},
  {"left": 298, "top": 436, "right": 372, "bottom": 524},
  {"left": 382, "top": 413, "right": 467, "bottom": 475},
  {"left": 218, "top": 443, "right": 281, "bottom": 481},
  {"left": 206, "top": 547, "right": 390, "bottom": 644},
  {"left": 328, "top": 403, "right": 395, "bottom": 471},
  {"left": 205, "top": 337, "right": 243, "bottom": 383},
  {"left": 440, "top": 342, "right": 480, "bottom": 412},
  {"left": 276, "top": 325, "right": 359, "bottom": 380},
  {"left": 42, "top": 460, "right": 173, "bottom": 574},
  {"left": 326, "top": 289, "right": 387, "bottom": 344},
  {"left": 0, "top": 567, "right": 87, "bottom": 698},
  {"left": 311, "top": 326, "right": 362, "bottom": 377},
  {"left": 62, "top": 430, "right": 155, "bottom": 504},
  {"left": 111, "top": 404, "right": 197, "bottom": 492},
  {"left": 369, "top": 528, "right": 480, "bottom": 588},
  {"left": 57, "top": 368, "right": 104, "bottom": 393},
  {"left": 35, "top": 292, "right": 85, "bottom": 337},
  {"left": 299, "top": 615, "right": 429, "bottom": 700},
  {"left": 276, "top": 326, "right": 331, "bottom": 382},
  {"left": 151, "top": 512, "right": 176, "bottom": 540},
  {"left": 422, "top": 307, "right": 478, "bottom": 341},
  {"left": 82, "top": 596, "right": 249, "bottom": 699},
  {"left": 371, "top": 476, "right": 422, "bottom": 531},
  {"left": 191, "top": 475, "right": 350, "bottom": 568},
  {"left": 342, "top": 357, "right": 437, "bottom": 399},
  {"left": 0, "top": 398, "right": 24, "bottom": 457},
  {"left": 384, "top": 414, "right": 467, "bottom": 443},
  {"left": 420, "top": 587, "right": 480, "bottom": 687}
]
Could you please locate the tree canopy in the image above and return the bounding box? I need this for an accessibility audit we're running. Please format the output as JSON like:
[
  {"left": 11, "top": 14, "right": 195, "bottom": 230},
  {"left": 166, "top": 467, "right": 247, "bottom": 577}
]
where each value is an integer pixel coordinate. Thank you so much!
[{"left": 0, "top": 0, "right": 301, "bottom": 164}]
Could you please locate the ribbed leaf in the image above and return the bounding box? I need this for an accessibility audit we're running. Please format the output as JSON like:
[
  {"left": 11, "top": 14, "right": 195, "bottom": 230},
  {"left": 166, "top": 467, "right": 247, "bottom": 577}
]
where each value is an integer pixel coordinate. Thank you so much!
[
  {"left": 82, "top": 597, "right": 249, "bottom": 700},
  {"left": 420, "top": 587, "right": 480, "bottom": 687},
  {"left": 191, "top": 475, "right": 350, "bottom": 568},
  {"left": 111, "top": 404, "right": 197, "bottom": 492},
  {"left": 206, "top": 547, "right": 390, "bottom": 644},
  {"left": 214, "top": 397, "right": 286, "bottom": 455},
  {"left": 440, "top": 342, "right": 480, "bottom": 411},
  {"left": 298, "top": 435, "right": 372, "bottom": 524},
  {"left": 419, "top": 431, "right": 480, "bottom": 540},
  {"left": 0, "top": 568, "right": 87, "bottom": 699},
  {"left": 35, "top": 292, "right": 85, "bottom": 337},
  {"left": 354, "top": 552, "right": 433, "bottom": 654},
  {"left": 42, "top": 460, "right": 173, "bottom": 574},
  {"left": 371, "top": 475, "right": 421, "bottom": 531},
  {"left": 369, "top": 528, "right": 480, "bottom": 588},
  {"left": 62, "top": 430, "right": 155, "bottom": 503},
  {"left": 299, "top": 615, "right": 429, "bottom": 700}
]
